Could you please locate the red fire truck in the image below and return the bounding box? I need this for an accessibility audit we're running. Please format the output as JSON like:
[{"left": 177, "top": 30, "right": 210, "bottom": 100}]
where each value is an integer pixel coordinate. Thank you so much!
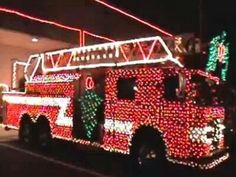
[
  {"left": 0, "top": 84, "right": 9, "bottom": 123},
  {"left": 2, "top": 36, "right": 229, "bottom": 170}
]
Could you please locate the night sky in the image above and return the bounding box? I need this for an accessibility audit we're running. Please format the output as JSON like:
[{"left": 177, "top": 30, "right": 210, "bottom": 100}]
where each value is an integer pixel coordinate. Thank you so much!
[
  {"left": 108, "top": 0, "right": 235, "bottom": 40},
  {"left": 107, "top": 0, "right": 236, "bottom": 85},
  {"left": 0, "top": 0, "right": 236, "bottom": 85}
]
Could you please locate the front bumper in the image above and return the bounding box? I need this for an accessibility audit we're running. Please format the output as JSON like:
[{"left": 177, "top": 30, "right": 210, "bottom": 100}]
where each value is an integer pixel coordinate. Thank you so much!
[{"left": 167, "top": 149, "right": 229, "bottom": 170}]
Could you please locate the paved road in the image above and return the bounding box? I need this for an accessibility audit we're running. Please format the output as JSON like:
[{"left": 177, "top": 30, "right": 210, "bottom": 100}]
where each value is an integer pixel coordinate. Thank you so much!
[{"left": 0, "top": 127, "right": 235, "bottom": 177}]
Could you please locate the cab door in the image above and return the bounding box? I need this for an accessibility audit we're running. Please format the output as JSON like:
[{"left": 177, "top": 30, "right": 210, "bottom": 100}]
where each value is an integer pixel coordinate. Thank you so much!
[
  {"left": 160, "top": 69, "right": 189, "bottom": 156},
  {"left": 73, "top": 68, "right": 105, "bottom": 143}
]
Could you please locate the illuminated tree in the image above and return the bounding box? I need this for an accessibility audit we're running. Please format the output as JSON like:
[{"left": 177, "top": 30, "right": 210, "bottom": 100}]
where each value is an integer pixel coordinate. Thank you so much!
[
  {"left": 206, "top": 31, "right": 229, "bottom": 81},
  {"left": 80, "top": 90, "right": 103, "bottom": 139}
]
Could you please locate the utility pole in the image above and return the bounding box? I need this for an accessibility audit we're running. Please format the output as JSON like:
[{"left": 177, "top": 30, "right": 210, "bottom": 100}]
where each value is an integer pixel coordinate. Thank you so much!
[{"left": 199, "top": 0, "right": 203, "bottom": 53}]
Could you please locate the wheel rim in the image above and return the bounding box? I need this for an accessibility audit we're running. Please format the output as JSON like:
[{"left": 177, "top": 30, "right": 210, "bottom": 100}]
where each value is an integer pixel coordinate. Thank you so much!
[
  {"left": 22, "top": 123, "right": 31, "bottom": 143},
  {"left": 138, "top": 144, "right": 158, "bottom": 166},
  {"left": 38, "top": 124, "right": 51, "bottom": 147},
  {"left": 39, "top": 132, "right": 50, "bottom": 146}
]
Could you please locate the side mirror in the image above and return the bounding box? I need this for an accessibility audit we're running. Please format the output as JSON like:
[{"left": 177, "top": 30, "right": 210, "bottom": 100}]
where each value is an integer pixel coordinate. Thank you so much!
[{"left": 176, "top": 88, "right": 186, "bottom": 99}]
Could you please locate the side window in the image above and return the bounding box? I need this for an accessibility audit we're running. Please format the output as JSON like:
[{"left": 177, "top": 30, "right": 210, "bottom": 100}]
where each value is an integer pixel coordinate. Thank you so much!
[
  {"left": 117, "top": 77, "right": 136, "bottom": 100},
  {"left": 190, "top": 75, "right": 217, "bottom": 106},
  {"left": 163, "top": 75, "right": 179, "bottom": 100}
]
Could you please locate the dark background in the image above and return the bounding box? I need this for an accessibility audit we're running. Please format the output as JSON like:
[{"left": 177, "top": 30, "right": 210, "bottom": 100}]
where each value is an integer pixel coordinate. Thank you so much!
[
  {"left": 107, "top": 0, "right": 236, "bottom": 86},
  {"left": 0, "top": 0, "right": 235, "bottom": 85}
]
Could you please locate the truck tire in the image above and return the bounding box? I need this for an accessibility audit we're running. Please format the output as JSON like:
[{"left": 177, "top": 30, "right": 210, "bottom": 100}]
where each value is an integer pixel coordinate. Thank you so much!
[
  {"left": 36, "top": 120, "right": 52, "bottom": 149},
  {"left": 19, "top": 118, "right": 34, "bottom": 145},
  {"left": 130, "top": 128, "right": 166, "bottom": 176}
]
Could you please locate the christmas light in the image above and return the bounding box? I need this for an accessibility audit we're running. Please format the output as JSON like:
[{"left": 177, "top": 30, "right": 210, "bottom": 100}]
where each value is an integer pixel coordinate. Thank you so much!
[
  {"left": 3, "top": 66, "right": 227, "bottom": 169},
  {"left": 83, "top": 30, "right": 114, "bottom": 43},
  {"left": 94, "top": 0, "right": 173, "bottom": 37},
  {"left": 24, "top": 54, "right": 41, "bottom": 82},
  {"left": 80, "top": 90, "right": 103, "bottom": 138},
  {"left": 40, "top": 36, "right": 181, "bottom": 72},
  {"left": 12, "top": 61, "right": 28, "bottom": 89},
  {"left": 167, "top": 153, "right": 229, "bottom": 169},
  {"left": 0, "top": 7, "right": 81, "bottom": 32},
  {"left": 104, "top": 119, "right": 133, "bottom": 134},
  {"left": 1, "top": 124, "right": 18, "bottom": 130},
  {"left": 0, "top": 83, "right": 9, "bottom": 92},
  {"left": 32, "top": 37, "right": 39, "bottom": 43},
  {"left": 0, "top": 7, "right": 114, "bottom": 46},
  {"left": 116, "top": 57, "right": 183, "bottom": 67},
  {"left": 3, "top": 95, "right": 72, "bottom": 126},
  {"left": 206, "top": 31, "right": 229, "bottom": 81},
  {"left": 85, "top": 76, "right": 95, "bottom": 90},
  {"left": 189, "top": 118, "right": 225, "bottom": 147},
  {"left": 2, "top": 34, "right": 228, "bottom": 170},
  {"left": 29, "top": 73, "right": 80, "bottom": 83},
  {"left": 3, "top": 80, "right": 76, "bottom": 139},
  {"left": 102, "top": 67, "right": 226, "bottom": 161}
]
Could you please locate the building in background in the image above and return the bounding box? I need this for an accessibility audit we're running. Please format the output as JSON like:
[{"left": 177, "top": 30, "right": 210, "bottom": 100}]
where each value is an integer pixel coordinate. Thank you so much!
[{"left": 0, "top": 0, "right": 173, "bottom": 88}]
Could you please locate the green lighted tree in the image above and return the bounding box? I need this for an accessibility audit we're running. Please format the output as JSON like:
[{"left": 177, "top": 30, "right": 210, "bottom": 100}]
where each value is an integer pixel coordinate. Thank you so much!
[
  {"left": 80, "top": 90, "right": 103, "bottom": 139},
  {"left": 206, "top": 31, "right": 229, "bottom": 81}
]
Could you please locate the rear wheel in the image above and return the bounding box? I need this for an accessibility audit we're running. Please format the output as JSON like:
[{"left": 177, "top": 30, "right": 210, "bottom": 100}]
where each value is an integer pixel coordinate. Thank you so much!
[
  {"left": 19, "top": 118, "right": 34, "bottom": 145},
  {"left": 36, "top": 119, "right": 52, "bottom": 149}
]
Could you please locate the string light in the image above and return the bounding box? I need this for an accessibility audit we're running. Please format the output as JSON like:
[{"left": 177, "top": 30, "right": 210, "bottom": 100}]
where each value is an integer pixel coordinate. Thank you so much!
[
  {"left": 206, "top": 31, "right": 229, "bottom": 81},
  {"left": 102, "top": 67, "right": 227, "bottom": 166},
  {"left": 23, "top": 54, "right": 41, "bottom": 82},
  {"left": 0, "top": 84, "right": 9, "bottom": 92},
  {"left": 3, "top": 95, "right": 72, "bottom": 126},
  {"left": 80, "top": 90, "right": 103, "bottom": 138},
  {"left": 3, "top": 67, "right": 227, "bottom": 169},
  {"left": 3, "top": 81, "right": 76, "bottom": 139},
  {"left": 94, "top": 0, "right": 173, "bottom": 37},
  {"left": 83, "top": 30, "right": 114, "bottom": 43},
  {"left": 12, "top": 61, "right": 28, "bottom": 89},
  {"left": 85, "top": 76, "right": 95, "bottom": 90},
  {"left": 0, "top": 7, "right": 114, "bottom": 46},
  {"left": 29, "top": 73, "right": 81, "bottom": 83},
  {"left": 2, "top": 34, "right": 228, "bottom": 170},
  {"left": 40, "top": 36, "right": 180, "bottom": 72},
  {"left": 167, "top": 153, "right": 229, "bottom": 169}
]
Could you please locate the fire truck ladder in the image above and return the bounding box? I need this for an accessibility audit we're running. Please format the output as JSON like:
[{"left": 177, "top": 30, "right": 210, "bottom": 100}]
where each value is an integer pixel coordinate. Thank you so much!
[{"left": 21, "top": 36, "right": 183, "bottom": 82}]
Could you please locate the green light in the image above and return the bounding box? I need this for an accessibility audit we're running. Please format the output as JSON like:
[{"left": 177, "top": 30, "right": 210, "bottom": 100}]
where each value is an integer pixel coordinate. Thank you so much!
[
  {"left": 80, "top": 90, "right": 103, "bottom": 139},
  {"left": 206, "top": 31, "right": 230, "bottom": 81}
]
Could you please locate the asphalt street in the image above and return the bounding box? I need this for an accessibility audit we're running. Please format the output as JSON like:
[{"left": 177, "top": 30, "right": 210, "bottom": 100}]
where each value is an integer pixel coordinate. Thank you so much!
[{"left": 0, "top": 127, "right": 235, "bottom": 177}]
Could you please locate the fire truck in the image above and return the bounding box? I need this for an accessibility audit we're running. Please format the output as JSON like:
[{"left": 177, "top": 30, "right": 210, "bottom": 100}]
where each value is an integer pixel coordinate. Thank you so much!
[
  {"left": 0, "top": 84, "right": 9, "bottom": 123},
  {"left": 2, "top": 36, "right": 229, "bottom": 170}
]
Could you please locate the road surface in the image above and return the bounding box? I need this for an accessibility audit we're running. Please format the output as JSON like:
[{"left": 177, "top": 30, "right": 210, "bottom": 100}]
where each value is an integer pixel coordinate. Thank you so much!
[{"left": 0, "top": 127, "right": 234, "bottom": 177}]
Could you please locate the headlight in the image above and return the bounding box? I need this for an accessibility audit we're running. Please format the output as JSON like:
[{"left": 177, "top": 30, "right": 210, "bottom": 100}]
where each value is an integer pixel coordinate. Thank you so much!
[{"left": 190, "top": 119, "right": 225, "bottom": 149}]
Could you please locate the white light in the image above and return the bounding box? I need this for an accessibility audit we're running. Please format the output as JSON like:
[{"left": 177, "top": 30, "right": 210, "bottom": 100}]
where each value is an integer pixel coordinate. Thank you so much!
[
  {"left": 133, "top": 86, "right": 138, "bottom": 91},
  {"left": 104, "top": 119, "right": 133, "bottom": 135},
  {"left": 0, "top": 83, "right": 9, "bottom": 92},
  {"left": 29, "top": 73, "right": 81, "bottom": 83},
  {"left": 24, "top": 54, "right": 41, "bottom": 82},
  {"left": 12, "top": 61, "right": 28, "bottom": 89},
  {"left": 25, "top": 35, "right": 184, "bottom": 73},
  {"left": 32, "top": 37, "right": 39, "bottom": 43},
  {"left": 3, "top": 95, "right": 73, "bottom": 127}
]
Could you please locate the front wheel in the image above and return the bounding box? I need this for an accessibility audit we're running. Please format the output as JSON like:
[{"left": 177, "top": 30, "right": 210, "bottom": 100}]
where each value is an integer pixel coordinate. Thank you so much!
[{"left": 130, "top": 130, "right": 166, "bottom": 176}]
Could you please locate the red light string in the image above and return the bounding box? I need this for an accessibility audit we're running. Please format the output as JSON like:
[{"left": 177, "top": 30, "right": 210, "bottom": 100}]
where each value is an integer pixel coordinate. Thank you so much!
[
  {"left": 94, "top": 0, "right": 173, "bottom": 37},
  {"left": 0, "top": 7, "right": 81, "bottom": 32},
  {"left": 0, "top": 7, "right": 114, "bottom": 46},
  {"left": 83, "top": 30, "right": 115, "bottom": 43}
]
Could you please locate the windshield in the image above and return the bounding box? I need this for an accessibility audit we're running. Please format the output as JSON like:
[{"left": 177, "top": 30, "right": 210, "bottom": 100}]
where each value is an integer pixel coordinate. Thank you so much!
[{"left": 191, "top": 74, "right": 222, "bottom": 106}]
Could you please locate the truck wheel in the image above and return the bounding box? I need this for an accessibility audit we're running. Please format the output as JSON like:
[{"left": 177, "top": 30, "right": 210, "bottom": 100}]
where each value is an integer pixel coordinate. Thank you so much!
[
  {"left": 37, "top": 120, "right": 52, "bottom": 149},
  {"left": 130, "top": 128, "right": 166, "bottom": 175},
  {"left": 19, "top": 119, "right": 34, "bottom": 145}
]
